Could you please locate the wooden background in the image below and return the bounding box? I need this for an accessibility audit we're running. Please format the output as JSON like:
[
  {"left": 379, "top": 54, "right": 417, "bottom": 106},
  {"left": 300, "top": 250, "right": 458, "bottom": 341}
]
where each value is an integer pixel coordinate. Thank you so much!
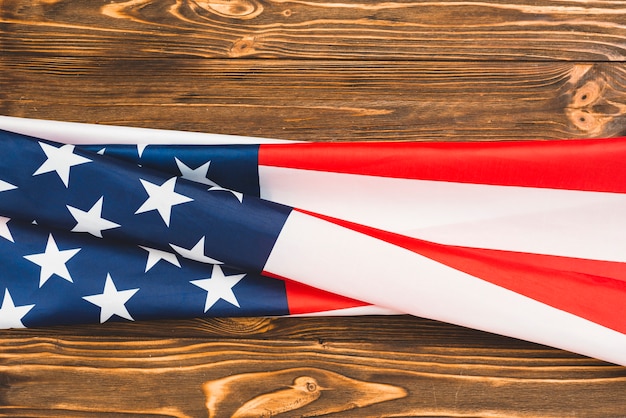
[{"left": 1, "top": 0, "right": 626, "bottom": 416}]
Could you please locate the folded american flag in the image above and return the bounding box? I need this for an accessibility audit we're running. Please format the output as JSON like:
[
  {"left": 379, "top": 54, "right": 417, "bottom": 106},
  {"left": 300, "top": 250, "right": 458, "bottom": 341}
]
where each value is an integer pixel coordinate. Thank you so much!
[{"left": 1, "top": 116, "right": 625, "bottom": 366}]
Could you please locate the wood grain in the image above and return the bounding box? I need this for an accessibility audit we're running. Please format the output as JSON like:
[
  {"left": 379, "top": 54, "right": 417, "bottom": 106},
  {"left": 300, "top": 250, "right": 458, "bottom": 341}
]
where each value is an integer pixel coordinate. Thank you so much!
[
  {"left": 1, "top": 0, "right": 626, "bottom": 416},
  {"left": 1, "top": 318, "right": 626, "bottom": 417},
  {"left": 2, "top": 0, "right": 626, "bottom": 61},
  {"left": 2, "top": 57, "right": 626, "bottom": 141},
  {"left": 0, "top": 315, "right": 560, "bottom": 347}
]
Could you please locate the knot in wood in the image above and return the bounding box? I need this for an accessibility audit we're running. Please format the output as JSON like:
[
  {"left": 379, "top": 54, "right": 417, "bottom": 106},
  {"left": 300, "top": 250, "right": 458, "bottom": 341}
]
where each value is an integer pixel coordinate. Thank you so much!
[
  {"left": 203, "top": 367, "right": 406, "bottom": 417},
  {"left": 564, "top": 65, "right": 616, "bottom": 136},
  {"left": 568, "top": 109, "right": 605, "bottom": 134},
  {"left": 570, "top": 80, "right": 602, "bottom": 109},
  {"left": 229, "top": 35, "right": 258, "bottom": 57},
  {"left": 292, "top": 376, "right": 319, "bottom": 393},
  {"left": 196, "top": 0, "right": 263, "bottom": 20}
]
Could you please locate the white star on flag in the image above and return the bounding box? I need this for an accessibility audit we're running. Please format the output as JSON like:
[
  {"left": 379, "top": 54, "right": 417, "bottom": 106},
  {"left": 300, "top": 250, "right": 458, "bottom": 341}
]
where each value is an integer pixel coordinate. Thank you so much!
[
  {"left": 0, "top": 179, "right": 17, "bottom": 192},
  {"left": 139, "top": 245, "right": 181, "bottom": 272},
  {"left": 137, "top": 144, "right": 148, "bottom": 158},
  {"left": 82, "top": 274, "right": 139, "bottom": 323},
  {"left": 175, "top": 158, "right": 219, "bottom": 187},
  {"left": 67, "top": 196, "right": 120, "bottom": 238},
  {"left": 190, "top": 265, "right": 246, "bottom": 312},
  {"left": 24, "top": 234, "right": 81, "bottom": 288},
  {"left": 135, "top": 177, "right": 193, "bottom": 226},
  {"left": 170, "top": 236, "right": 222, "bottom": 264},
  {"left": 0, "top": 289, "right": 35, "bottom": 329},
  {"left": 175, "top": 158, "right": 243, "bottom": 202},
  {"left": 32, "top": 142, "right": 91, "bottom": 187},
  {"left": 0, "top": 216, "right": 14, "bottom": 242}
]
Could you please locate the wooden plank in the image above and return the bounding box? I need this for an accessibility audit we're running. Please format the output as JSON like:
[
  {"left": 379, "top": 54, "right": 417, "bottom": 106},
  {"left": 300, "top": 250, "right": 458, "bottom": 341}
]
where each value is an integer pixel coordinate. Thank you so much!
[
  {"left": 0, "top": 316, "right": 559, "bottom": 347},
  {"left": 1, "top": 318, "right": 625, "bottom": 417},
  {"left": 1, "top": 57, "right": 625, "bottom": 141},
  {"left": 2, "top": 0, "right": 626, "bottom": 61},
  {"left": 2, "top": 1, "right": 626, "bottom": 415}
]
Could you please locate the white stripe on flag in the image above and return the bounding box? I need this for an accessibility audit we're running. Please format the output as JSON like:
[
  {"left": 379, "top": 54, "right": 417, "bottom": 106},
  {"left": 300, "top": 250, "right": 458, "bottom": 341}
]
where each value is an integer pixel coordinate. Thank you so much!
[
  {"left": 0, "top": 116, "right": 292, "bottom": 145},
  {"left": 259, "top": 166, "right": 626, "bottom": 263},
  {"left": 264, "top": 210, "right": 626, "bottom": 366},
  {"left": 288, "top": 305, "right": 401, "bottom": 317}
]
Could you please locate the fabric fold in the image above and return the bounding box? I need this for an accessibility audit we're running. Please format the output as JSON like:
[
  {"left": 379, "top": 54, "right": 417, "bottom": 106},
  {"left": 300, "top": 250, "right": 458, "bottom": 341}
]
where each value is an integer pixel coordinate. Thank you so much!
[{"left": 1, "top": 119, "right": 626, "bottom": 366}]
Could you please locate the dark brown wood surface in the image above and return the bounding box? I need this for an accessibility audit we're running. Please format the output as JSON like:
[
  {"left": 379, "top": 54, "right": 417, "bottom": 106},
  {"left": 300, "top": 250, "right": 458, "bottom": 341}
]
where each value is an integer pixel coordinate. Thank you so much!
[{"left": 1, "top": 0, "right": 626, "bottom": 416}]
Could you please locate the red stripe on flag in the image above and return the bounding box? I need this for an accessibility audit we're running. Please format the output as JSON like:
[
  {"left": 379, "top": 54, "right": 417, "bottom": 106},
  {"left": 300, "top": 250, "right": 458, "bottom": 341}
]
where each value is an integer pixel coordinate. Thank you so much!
[
  {"left": 297, "top": 209, "right": 626, "bottom": 334},
  {"left": 259, "top": 139, "right": 626, "bottom": 193},
  {"left": 263, "top": 271, "right": 370, "bottom": 315}
]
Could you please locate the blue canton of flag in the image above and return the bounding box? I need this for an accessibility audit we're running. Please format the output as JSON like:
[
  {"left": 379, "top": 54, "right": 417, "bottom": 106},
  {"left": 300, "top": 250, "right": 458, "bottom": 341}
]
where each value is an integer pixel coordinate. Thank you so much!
[{"left": 0, "top": 130, "right": 291, "bottom": 327}]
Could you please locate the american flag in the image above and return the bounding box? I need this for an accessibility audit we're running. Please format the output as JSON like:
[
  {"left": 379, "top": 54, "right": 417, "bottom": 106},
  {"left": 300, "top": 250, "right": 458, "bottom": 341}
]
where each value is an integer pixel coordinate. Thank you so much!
[
  {"left": 0, "top": 129, "right": 389, "bottom": 327},
  {"left": 1, "top": 116, "right": 625, "bottom": 366}
]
